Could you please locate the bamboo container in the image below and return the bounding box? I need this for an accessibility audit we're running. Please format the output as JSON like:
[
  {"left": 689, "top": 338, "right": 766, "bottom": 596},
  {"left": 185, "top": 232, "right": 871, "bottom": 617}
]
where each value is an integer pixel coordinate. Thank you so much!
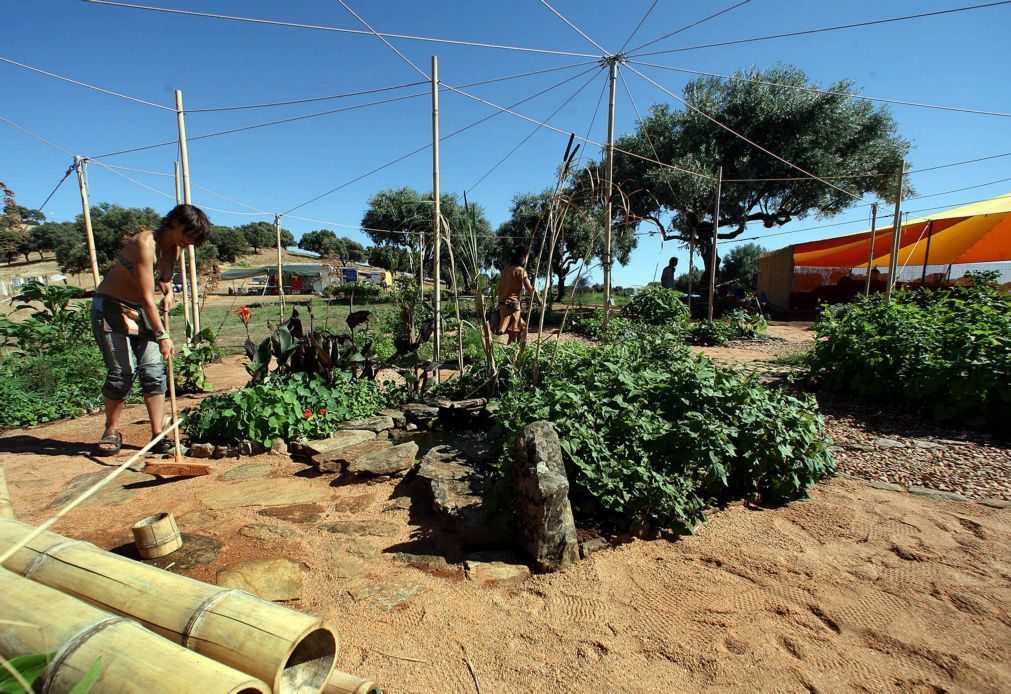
[
  {"left": 0, "top": 519, "right": 337, "bottom": 694},
  {"left": 132, "top": 512, "right": 182, "bottom": 559},
  {"left": 323, "top": 671, "right": 380, "bottom": 694},
  {"left": 0, "top": 570, "right": 270, "bottom": 694},
  {"left": 0, "top": 468, "right": 13, "bottom": 519}
]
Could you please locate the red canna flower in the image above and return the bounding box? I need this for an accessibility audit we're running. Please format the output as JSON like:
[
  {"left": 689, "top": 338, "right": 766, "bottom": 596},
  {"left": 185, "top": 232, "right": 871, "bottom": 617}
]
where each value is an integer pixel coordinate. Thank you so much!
[
  {"left": 303, "top": 408, "right": 313, "bottom": 419},
  {"left": 318, "top": 408, "right": 327, "bottom": 416},
  {"left": 234, "top": 306, "right": 252, "bottom": 325}
]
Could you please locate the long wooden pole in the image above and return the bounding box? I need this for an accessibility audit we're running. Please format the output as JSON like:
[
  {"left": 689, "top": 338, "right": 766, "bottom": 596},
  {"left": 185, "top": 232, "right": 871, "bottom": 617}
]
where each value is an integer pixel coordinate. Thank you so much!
[
  {"left": 885, "top": 162, "right": 905, "bottom": 301},
  {"left": 707, "top": 166, "right": 723, "bottom": 320},
  {"left": 863, "top": 202, "right": 879, "bottom": 296},
  {"left": 601, "top": 60, "right": 618, "bottom": 330},
  {"left": 162, "top": 307, "right": 184, "bottom": 464},
  {"left": 686, "top": 230, "right": 695, "bottom": 312},
  {"left": 174, "top": 162, "right": 192, "bottom": 343},
  {"left": 0, "top": 468, "right": 13, "bottom": 519},
  {"left": 275, "top": 213, "right": 285, "bottom": 319},
  {"left": 176, "top": 89, "right": 201, "bottom": 333},
  {"left": 432, "top": 55, "right": 442, "bottom": 384},
  {"left": 74, "top": 156, "right": 101, "bottom": 288}
]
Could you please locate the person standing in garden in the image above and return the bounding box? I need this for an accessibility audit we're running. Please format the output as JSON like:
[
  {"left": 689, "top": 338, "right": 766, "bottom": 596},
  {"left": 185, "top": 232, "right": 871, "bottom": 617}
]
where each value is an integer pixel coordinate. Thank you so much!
[
  {"left": 497, "top": 243, "right": 539, "bottom": 344},
  {"left": 92, "top": 204, "right": 211, "bottom": 456},
  {"left": 660, "top": 256, "right": 678, "bottom": 289}
]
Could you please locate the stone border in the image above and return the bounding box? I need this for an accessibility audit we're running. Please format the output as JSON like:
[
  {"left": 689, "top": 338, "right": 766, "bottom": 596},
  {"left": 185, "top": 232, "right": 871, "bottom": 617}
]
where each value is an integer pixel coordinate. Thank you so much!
[{"left": 840, "top": 473, "right": 1009, "bottom": 509}]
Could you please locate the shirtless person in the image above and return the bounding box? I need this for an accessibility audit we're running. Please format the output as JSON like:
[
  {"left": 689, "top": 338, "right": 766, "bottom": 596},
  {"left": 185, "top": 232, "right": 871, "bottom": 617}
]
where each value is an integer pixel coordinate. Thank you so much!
[
  {"left": 497, "top": 244, "right": 539, "bottom": 344},
  {"left": 92, "top": 204, "right": 211, "bottom": 456}
]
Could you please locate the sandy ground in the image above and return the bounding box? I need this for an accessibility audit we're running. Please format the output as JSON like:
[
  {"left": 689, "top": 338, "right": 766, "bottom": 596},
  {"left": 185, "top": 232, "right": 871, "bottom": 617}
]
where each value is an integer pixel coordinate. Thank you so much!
[{"left": 2, "top": 351, "right": 1010, "bottom": 692}]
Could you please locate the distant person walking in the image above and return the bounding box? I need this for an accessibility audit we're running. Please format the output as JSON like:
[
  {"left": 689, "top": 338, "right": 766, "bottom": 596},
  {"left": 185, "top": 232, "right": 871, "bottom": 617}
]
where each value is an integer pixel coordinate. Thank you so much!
[
  {"left": 91, "top": 204, "right": 211, "bottom": 456},
  {"left": 496, "top": 244, "right": 539, "bottom": 344},
  {"left": 660, "top": 256, "right": 678, "bottom": 289}
]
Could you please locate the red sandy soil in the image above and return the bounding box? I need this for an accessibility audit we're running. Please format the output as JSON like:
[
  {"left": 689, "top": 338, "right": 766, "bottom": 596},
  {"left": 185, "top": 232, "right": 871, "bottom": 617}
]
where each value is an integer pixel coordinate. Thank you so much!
[{"left": 2, "top": 354, "right": 1010, "bottom": 693}]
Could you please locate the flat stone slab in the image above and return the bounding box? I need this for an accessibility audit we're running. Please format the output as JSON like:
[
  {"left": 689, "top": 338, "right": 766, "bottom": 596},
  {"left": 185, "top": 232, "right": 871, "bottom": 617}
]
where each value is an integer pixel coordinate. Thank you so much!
[
  {"left": 324, "top": 519, "right": 398, "bottom": 537},
  {"left": 347, "top": 442, "right": 419, "bottom": 476},
  {"left": 199, "top": 478, "right": 331, "bottom": 510},
  {"left": 216, "top": 558, "right": 302, "bottom": 601},
  {"left": 138, "top": 534, "right": 221, "bottom": 572},
  {"left": 867, "top": 480, "right": 905, "bottom": 492},
  {"left": 464, "top": 560, "right": 531, "bottom": 587},
  {"left": 348, "top": 575, "right": 423, "bottom": 610},
  {"left": 382, "top": 497, "right": 413, "bottom": 512},
  {"left": 239, "top": 523, "right": 299, "bottom": 542},
  {"left": 333, "top": 492, "right": 377, "bottom": 513},
  {"left": 979, "top": 498, "right": 1011, "bottom": 509},
  {"left": 218, "top": 463, "right": 273, "bottom": 481},
  {"left": 258, "top": 503, "right": 324, "bottom": 524},
  {"left": 907, "top": 485, "right": 968, "bottom": 502},
  {"left": 318, "top": 439, "right": 393, "bottom": 473},
  {"left": 305, "top": 431, "right": 377, "bottom": 463},
  {"left": 379, "top": 408, "right": 407, "bottom": 429},
  {"left": 326, "top": 553, "right": 368, "bottom": 580},
  {"left": 873, "top": 438, "right": 906, "bottom": 449},
  {"left": 339, "top": 415, "right": 395, "bottom": 433},
  {"left": 417, "top": 445, "right": 508, "bottom": 544},
  {"left": 51, "top": 470, "right": 154, "bottom": 509},
  {"left": 389, "top": 552, "right": 452, "bottom": 573}
]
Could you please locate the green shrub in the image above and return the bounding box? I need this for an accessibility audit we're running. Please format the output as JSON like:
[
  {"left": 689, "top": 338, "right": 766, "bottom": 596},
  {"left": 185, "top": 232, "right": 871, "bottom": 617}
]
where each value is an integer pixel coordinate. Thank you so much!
[
  {"left": 688, "top": 319, "right": 734, "bottom": 346},
  {"left": 174, "top": 327, "right": 220, "bottom": 394},
  {"left": 184, "top": 371, "right": 386, "bottom": 447},
  {"left": 723, "top": 308, "right": 768, "bottom": 340},
  {"left": 492, "top": 335, "right": 834, "bottom": 532},
  {"left": 621, "top": 286, "right": 689, "bottom": 325},
  {"left": 810, "top": 277, "right": 1011, "bottom": 430}
]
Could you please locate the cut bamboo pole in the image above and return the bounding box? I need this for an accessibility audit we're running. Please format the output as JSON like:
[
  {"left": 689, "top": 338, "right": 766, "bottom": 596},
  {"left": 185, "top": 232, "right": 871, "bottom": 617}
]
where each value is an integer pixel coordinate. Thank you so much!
[
  {"left": 176, "top": 89, "right": 201, "bottom": 333},
  {"left": 0, "top": 469, "right": 13, "bottom": 519},
  {"left": 885, "top": 162, "right": 906, "bottom": 301},
  {"left": 863, "top": 202, "right": 879, "bottom": 297},
  {"left": 276, "top": 213, "right": 285, "bottom": 319},
  {"left": 707, "top": 166, "right": 723, "bottom": 321},
  {"left": 431, "top": 55, "right": 442, "bottom": 384},
  {"left": 443, "top": 218, "right": 465, "bottom": 375},
  {"left": 323, "top": 671, "right": 379, "bottom": 694},
  {"left": 174, "top": 161, "right": 193, "bottom": 343},
  {"left": 74, "top": 156, "right": 101, "bottom": 288},
  {"left": 601, "top": 60, "right": 618, "bottom": 330},
  {"left": 0, "top": 570, "right": 270, "bottom": 694},
  {"left": 0, "top": 519, "right": 338, "bottom": 694}
]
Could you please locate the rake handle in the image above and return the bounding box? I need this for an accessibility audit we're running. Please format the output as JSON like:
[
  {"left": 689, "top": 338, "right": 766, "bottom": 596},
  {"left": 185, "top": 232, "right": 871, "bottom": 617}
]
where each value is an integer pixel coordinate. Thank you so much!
[{"left": 163, "top": 307, "right": 183, "bottom": 463}]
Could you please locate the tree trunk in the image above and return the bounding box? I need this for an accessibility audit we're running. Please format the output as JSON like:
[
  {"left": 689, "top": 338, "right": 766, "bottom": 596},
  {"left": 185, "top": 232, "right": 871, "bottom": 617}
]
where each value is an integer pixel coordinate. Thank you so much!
[{"left": 555, "top": 270, "right": 567, "bottom": 303}]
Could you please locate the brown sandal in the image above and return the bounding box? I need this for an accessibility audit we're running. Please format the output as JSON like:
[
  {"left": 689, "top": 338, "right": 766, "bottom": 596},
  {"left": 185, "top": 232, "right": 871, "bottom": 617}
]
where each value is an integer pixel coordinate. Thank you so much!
[{"left": 95, "top": 429, "right": 122, "bottom": 457}]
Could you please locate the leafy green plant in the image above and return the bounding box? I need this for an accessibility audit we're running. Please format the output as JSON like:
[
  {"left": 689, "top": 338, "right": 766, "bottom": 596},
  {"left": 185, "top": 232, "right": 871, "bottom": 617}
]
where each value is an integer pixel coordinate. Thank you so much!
[
  {"left": 810, "top": 278, "right": 1010, "bottom": 431},
  {"left": 0, "top": 284, "right": 88, "bottom": 354},
  {"left": 174, "top": 327, "right": 220, "bottom": 394},
  {"left": 621, "top": 285, "right": 689, "bottom": 325},
  {"left": 723, "top": 308, "right": 768, "bottom": 340},
  {"left": 185, "top": 371, "right": 386, "bottom": 446},
  {"left": 491, "top": 334, "right": 834, "bottom": 532},
  {"left": 688, "top": 319, "right": 734, "bottom": 346},
  {"left": 0, "top": 653, "right": 99, "bottom": 693}
]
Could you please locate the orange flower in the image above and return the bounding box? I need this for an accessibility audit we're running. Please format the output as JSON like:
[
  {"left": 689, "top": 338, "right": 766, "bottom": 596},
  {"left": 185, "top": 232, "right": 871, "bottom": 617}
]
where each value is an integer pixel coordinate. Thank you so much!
[
  {"left": 303, "top": 408, "right": 313, "bottom": 419},
  {"left": 318, "top": 408, "right": 327, "bottom": 416},
  {"left": 234, "top": 306, "right": 252, "bottom": 324}
]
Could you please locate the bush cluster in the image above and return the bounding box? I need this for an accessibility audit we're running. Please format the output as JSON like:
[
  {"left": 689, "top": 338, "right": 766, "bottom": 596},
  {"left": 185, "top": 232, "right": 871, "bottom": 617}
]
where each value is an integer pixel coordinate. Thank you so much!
[
  {"left": 810, "top": 276, "right": 1010, "bottom": 431},
  {"left": 492, "top": 333, "right": 834, "bottom": 532},
  {"left": 185, "top": 371, "right": 386, "bottom": 447}
]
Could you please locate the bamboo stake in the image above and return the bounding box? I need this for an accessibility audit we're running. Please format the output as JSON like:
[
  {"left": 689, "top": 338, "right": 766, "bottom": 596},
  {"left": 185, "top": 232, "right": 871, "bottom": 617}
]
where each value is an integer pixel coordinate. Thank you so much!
[
  {"left": 176, "top": 89, "right": 201, "bottom": 333},
  {"left": 601, "top": 59, "right": 618, "bottom": 330},
  {"left": 686, "top": 230, "right": 695, "bottom": 312},
  {"left": 0, "top": 571, "right": 271, "bottom": 694},
  {"left": 276, "top": 213, "right": 285, "bottom": 319},
  {"left": 885, "top": 162, "right": 906, "bottom": 301},
  {"left": 863, "top": 202, "right": 879, "bottom": 296},
  {"left": 431, "top": 55, "right": 442, "bottom": 384},
  {"left": 0, "top": 468, "right": 13, "bottom": 519},
  {"left": 154, "top": 307, "right": 185, "bottom": 470},
  {"left": 0, "top": 518, "right": 338, "bottom": 694},
  {"left": 707, "top": 166, "right": 723, "bottom": 321},
  {"left": 443, "top": 218, "right": 466, "bottom": 376},
  {"left": 174, "top": 161, "right": 193, "bottom": 344},
  {"left": 75, "top": 156, "right": 101, "bottom": 288}
]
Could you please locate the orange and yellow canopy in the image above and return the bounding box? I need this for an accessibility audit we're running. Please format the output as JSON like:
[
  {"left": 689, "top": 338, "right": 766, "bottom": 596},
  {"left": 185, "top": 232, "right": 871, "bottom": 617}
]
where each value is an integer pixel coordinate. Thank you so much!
[{"left": 791, "top": 193, "right": 1011, "bottom": 268}]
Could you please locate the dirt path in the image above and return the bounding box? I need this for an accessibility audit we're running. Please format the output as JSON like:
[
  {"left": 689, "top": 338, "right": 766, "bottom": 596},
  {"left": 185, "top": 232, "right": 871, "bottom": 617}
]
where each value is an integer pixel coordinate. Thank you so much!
[{"left": 2, "top": 349, "right": 1010, "bottom": 692}]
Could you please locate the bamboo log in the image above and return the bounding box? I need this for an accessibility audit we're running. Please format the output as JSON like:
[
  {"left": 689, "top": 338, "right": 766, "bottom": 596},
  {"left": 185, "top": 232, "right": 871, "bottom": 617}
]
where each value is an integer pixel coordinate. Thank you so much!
[
  {"left": 131, "top": 513, "right": 182, "bottom": 559},
  {"left": 0, "top": 468, "right": 13, "bottom": 519},
  {"left": 0, "top": 519, "right": 337, "bottom": 694},
  {"left": 323, "top": 671, "right": 379, "bottom": 694},
  {"left": 0, "top": 570, "right": 269, "bottom": 694}
]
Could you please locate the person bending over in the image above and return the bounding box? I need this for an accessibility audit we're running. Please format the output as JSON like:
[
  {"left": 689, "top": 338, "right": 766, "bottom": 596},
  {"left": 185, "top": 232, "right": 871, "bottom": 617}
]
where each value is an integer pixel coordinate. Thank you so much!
[
  {"left": 92, "top": 204, "right": 211, "bottom": 456},
  {"left": 497, "top": 244, "right": 539, "bottom": 345}
]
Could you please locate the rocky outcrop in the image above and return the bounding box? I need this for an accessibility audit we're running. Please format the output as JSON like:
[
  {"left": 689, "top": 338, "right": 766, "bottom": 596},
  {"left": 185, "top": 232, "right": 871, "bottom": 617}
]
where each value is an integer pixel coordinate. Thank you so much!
[
  {"left": 417, "top": 445, "right": 509, "bottom": 545},
  {"left": 513, "top": 421, "right": 580, "bottom": 572},
  {"left": 347, "top": 441, "right": 419, "bottom": 476}
]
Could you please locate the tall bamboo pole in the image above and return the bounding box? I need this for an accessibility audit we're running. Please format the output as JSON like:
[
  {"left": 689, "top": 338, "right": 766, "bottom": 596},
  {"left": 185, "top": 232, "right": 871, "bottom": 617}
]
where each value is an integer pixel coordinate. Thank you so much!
[
  {"left": 863, "top": 202, "right": 879, "bottom": 296},
  {"left": 885, "top": 162, "right": 905, "bottom": 301},
  {"left": 176, "top": 89, "right": 201, "bottom": 333},
  {"left": 431, "top": 55, "right": 442, "bottom": 384},
  {"left": 74, "top": 156, "right": 101, "bottom": 288},
  {"left": 275, "top": 213, "right": 285, "bottom": 319},
  {"left": 601, "top": 59, "right": 618, "bottom": 330},
  {"left": 686, "top": 231, "right": 695, "bottom": 313},
  {"left": 174, "top": 161, "right": 192, "bottom": 343},
  {"left": 707, "top": 166, "right": 723, "bottom": 320}
]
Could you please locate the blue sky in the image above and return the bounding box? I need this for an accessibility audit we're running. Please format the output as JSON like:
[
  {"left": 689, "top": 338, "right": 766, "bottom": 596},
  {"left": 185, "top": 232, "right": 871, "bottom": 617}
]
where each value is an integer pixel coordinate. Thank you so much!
[{"left": 3, "top": 0, "right": 1009, "bottom": 285}]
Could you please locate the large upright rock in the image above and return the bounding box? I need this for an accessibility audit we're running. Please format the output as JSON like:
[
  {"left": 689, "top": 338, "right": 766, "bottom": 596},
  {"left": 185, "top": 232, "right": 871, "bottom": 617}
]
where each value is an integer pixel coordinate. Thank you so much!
[{"left": 513, "top": 421, "right": 580, "bottom": 572}]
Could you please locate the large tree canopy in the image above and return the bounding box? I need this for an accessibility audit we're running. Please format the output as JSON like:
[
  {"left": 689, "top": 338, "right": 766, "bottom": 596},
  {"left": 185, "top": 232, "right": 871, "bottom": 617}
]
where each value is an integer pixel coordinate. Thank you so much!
[
  {"left": 54, "top": 203, "right": 161, "bottom": 274},
  {"left": 360, "top": 187, "right": 494, "bottom": 285},
  {"left": 607, "top": 64, "right": 910, "bottom": 285},
  {"left": 298, "top": 230, "right": 367, "bottom": 262},
  {"left": 721, "top": 242, "right": 765, "bottom": 290},
  {"left": 495, "top": 189, "right": 636, "bottom": 300}
]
